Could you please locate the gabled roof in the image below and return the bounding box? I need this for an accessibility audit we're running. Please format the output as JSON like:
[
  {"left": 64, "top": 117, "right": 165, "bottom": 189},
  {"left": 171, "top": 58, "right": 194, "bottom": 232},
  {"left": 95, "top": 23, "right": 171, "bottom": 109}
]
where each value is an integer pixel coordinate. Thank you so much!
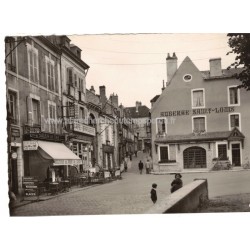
[
  {"left": 150, "top": 95, "right": 160, "bottom": 103},
  {"left": 124, "top": 105, "right": 150, "bottom": 118}
]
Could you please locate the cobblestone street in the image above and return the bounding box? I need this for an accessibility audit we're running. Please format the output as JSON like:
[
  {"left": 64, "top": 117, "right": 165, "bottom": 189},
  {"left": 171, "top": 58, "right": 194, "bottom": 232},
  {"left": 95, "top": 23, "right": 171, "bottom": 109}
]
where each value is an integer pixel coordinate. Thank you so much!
[{"left": 11, "top": 152, "right": 250, "bottom": 216}]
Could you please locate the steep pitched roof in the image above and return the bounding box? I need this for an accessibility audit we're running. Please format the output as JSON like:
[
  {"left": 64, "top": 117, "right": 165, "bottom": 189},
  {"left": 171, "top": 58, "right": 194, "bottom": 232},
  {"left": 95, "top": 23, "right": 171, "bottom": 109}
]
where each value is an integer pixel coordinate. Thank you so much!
[
  {"left": 150, "top": 95, "right": 160, "bottom": 103},
  {"left": 124, "top": 105, "right": 150, "bottom": 118}
]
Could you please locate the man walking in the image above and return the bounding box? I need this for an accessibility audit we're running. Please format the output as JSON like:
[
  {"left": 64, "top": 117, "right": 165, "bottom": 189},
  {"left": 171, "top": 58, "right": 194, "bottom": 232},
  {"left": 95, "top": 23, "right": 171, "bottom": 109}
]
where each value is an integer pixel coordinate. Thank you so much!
[
  {"left": 138, "top": 160, "right": 144, "bottom": 174},
  {"left": 145, "top": 159, "right": 150, "bottom": 174}
]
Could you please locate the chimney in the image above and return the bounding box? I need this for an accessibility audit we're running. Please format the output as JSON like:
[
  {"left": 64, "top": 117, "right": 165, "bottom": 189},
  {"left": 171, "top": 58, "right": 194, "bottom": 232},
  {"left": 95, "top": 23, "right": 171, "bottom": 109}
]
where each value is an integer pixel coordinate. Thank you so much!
[
  {"left": 110, "top": 93, "right": 119, "bottom": 108},
  {"left": 99, "top": 85, "right": 107, "bottom": 104},
  {"left": 209, "top": 58, "right": 222, "bottom": 77},
  {"left": 166, "top": 52, "right": 178, "bottom": 82},
  {"left": 136, "top": 101, "right": 141, "bottom": 113},
  {"left": 90, "top": 85, "right": 95, "bottom": 94},
  {"left": 162, "top": 80, "right": 165, "bottom": 92}
]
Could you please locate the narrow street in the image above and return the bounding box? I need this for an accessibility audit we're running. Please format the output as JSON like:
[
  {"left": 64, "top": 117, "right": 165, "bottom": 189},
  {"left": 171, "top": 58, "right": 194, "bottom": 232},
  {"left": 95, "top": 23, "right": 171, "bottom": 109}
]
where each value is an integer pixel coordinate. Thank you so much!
[{"left": 11, "top": 151, "right": 250, "bottom": 216}]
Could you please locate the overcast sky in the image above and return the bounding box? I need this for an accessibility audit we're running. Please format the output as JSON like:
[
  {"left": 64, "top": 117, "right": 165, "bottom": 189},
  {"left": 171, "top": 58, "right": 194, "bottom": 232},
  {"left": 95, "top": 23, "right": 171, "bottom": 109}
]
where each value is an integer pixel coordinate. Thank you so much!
[{"left": 69, "top": 34, "right": 236, "bottom": 108}]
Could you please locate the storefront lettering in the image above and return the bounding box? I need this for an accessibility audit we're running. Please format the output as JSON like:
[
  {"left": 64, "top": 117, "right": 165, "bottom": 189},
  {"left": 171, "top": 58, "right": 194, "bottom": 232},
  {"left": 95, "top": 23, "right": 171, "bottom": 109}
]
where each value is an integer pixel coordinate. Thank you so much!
[{"left": 161, "top": 107, "right": 235, "bottom": 117}]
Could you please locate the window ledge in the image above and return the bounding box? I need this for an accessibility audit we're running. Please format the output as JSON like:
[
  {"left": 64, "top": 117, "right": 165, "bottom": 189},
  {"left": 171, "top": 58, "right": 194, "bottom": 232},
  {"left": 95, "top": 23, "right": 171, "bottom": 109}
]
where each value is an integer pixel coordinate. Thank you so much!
[{"left": 159, "top": 162, "right": 177, "bottom": 166}]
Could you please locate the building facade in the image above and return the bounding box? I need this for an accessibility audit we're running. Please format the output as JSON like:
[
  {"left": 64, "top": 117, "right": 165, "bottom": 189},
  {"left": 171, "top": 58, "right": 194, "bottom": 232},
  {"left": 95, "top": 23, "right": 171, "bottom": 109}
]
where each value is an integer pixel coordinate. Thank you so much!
[{"left": 151, "top": 54, "right": 250, "bottom": 172}]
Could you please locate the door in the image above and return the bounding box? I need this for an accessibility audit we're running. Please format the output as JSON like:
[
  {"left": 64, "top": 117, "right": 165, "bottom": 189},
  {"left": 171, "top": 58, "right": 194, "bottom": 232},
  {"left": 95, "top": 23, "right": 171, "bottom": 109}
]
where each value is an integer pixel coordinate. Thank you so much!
[
  {"left": 232, "top": 143, "right": 241, "bottom": 166},
  {"left": 183, "top": 146, "right": 206, "bottom": 169},
  {"left": 107, "top": 153, "right": 111, "bottom": 169}
]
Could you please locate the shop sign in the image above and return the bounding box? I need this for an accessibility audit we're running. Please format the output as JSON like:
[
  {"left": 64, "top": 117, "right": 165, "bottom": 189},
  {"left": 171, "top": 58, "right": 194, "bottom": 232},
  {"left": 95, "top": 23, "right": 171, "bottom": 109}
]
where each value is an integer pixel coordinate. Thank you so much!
[
  {"left": 115, "top": 170, "right": 121, "bottom": 176},
  {"left": 11, "top": 152, "right": 18, "bottom": 159},
  {"left": 23, "top": 141, "right": 38, "bottom": 151},
  {"left": 104, "top": 171, "right": 111, "bottom": 178},
  {"left": 160, "top": 106, "right": 235, "bottom": 117},
  {"left": 53, "top": 159, "right": 83, "bottom": 165},
  {"left": 73, "top": 122, "right": 96, "bottom": 136},
  {"left": 23, "top": 176, "right": 38, "bottom": 199},
  {"left": 24, "top": 126, "right": 41, "bottom": 134}
]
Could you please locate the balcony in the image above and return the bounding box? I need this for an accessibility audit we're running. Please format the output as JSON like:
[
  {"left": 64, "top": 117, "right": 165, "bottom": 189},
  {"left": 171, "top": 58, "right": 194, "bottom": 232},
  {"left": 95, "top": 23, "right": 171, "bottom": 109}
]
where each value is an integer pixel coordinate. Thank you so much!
[{"left": 73, "top": 122, "right": 96, "bottom": 136}]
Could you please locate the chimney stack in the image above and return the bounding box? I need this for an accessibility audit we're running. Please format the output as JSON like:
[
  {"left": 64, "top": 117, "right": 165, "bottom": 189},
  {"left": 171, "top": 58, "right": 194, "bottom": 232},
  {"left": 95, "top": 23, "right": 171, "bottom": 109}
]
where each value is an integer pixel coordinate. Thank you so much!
[
  {"left": 90, "top": 85, "right": 95, "bottom": 94},
  {"left": 136, "top": 101, "right": 142, "bottom": 113},
  {"left": 99, "top": 85, "right": 107, "bottom": 104},
  {"left": 209, "top": 58, "right": 222, "bottom": 77},
  {"left": 166, "top": 52, "right": 178, "bottom": 83},
  {"left": 110, "top": 93, "right": 119, "bottom": 108}
]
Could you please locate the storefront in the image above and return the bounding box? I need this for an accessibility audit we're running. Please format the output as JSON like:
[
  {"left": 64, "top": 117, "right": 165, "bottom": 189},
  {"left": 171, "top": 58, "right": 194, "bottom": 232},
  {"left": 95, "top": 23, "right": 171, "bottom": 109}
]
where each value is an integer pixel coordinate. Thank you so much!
[
  {"left": 23, "top": 126, "right": 82, "bottom": 182},
  {"left": 102, "top": 144, "right": 115, "bottom": 170}
]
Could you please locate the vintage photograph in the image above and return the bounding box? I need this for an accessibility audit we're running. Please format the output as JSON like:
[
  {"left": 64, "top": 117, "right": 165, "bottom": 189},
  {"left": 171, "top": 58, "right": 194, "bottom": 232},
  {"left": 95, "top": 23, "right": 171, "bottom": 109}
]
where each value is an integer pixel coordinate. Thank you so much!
[{"left": 5, "top": 33, "right": 250, "bottom": 216}]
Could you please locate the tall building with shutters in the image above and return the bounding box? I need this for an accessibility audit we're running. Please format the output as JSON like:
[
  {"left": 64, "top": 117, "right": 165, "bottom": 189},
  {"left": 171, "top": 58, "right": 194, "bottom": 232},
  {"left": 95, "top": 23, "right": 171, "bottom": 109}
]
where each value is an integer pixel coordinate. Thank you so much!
[
  {"left": 151, "top": 53, "right": 250, "bottom": 172},
  {"left": 6, "top": 36, "right": 64, "bottom": 195}
]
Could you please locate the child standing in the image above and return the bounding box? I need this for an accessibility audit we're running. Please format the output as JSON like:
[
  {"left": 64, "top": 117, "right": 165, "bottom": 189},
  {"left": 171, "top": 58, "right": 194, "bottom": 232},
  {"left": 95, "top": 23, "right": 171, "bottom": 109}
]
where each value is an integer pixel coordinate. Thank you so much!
[{"left": 150, "top": 183, "right": 157, "bottom": 204}]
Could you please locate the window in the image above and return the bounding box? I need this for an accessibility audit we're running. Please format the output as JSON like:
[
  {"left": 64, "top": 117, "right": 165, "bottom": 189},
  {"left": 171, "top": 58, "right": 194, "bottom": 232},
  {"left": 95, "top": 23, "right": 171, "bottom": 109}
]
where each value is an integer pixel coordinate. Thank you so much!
[
  {"left": 156, "top": 118, "right": 166, "bottom": 134},
  {"left": 193, "top": 116, "right": 206, "bottom": 133},
  {"left": 8, "top": 90, "right": 17, "bottom": 124},
  {"left": 67, "top": 68, "right": 73, "bottom": 85},
  {"left": 6, "top": 38, "right": 16, "bottom": 72},
  {"left": 228, "top": 86, "right": 240, "bottom": 106},
  {"left": 46, "top": 58, "right": 55, "bottom": 92},
  {"left": 105, "top": 125, "right": 110, "bottom": 143},
  {"left": 229, "top": 113, "right": 241, "bottom": 130},
  {"left": 183, "top": 74, "right": 192, "bottom": 82},
  {"left": 48, "top": 104, "right": 56, "bottom": 133},
  {"left": 32, "top": 99, "right": 40, "bottom": 125},
  {"left": 79, "top": 107, "right": 85, "bottom": 122},
  {"left": 28, "top": 46, "right": 39, "bottom": 83},
  {"left": 160, "top": 146, "right": 169, "bottom": 162},
  {"left": 192, "top": 89, "right": 205, "bottom": 108},
  {"left": 218, "top": 144, "right": 227, "bottom": 160},
  {"left": 74, "top": 74, "right": 77, "bottom": 87}
]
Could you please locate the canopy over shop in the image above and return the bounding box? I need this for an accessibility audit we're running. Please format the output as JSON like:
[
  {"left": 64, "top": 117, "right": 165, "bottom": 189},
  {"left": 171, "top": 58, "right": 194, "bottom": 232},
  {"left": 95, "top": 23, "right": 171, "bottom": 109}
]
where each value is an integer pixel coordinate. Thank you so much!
[{"left": 24, "top": 140, "right": 82, "bottom": 181}]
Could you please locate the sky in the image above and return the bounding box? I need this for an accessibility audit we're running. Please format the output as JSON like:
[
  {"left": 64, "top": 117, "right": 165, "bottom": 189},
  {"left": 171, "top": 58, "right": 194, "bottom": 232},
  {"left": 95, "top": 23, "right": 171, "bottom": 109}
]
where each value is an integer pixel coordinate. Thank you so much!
[{"left": 69, "top": 33, "right": 236, "bottom": 108}]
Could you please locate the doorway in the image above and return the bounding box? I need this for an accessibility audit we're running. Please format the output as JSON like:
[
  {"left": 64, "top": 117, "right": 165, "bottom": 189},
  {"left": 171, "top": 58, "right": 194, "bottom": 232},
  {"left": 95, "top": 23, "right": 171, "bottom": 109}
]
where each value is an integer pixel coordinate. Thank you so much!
[{"left": 231, "top": 143, "right": 241, "bottom": 166}]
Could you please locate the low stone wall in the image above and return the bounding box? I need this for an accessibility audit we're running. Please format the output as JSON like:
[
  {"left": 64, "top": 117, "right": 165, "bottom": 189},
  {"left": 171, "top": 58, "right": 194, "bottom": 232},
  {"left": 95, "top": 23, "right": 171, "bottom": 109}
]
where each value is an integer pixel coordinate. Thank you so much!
[{"left": 146, "top": 179, "right": 208, "bottom": 214}]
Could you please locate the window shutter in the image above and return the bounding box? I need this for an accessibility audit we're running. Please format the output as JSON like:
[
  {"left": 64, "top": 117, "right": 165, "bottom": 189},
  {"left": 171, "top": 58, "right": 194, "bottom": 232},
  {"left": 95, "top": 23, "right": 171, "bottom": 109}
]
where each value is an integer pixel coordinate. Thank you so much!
[
  {"left": 29, "top": 51, "right": 34, "bottom": 82},
  {"left": 34, "top": 52, "right": 38, "bottom": 83},
  {"left": 26, "top": 96, "right": 32, "bottom": 126},
  {"left": 40, "top": 102, "right": 45, "bottom": 131}
]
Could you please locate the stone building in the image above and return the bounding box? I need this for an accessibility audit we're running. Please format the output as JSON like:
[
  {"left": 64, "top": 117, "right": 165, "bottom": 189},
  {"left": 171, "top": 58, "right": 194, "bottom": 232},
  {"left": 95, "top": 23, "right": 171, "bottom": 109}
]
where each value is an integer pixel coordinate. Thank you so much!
[{"left": 151, "top": 53, "right": 250, "bottom": 172}]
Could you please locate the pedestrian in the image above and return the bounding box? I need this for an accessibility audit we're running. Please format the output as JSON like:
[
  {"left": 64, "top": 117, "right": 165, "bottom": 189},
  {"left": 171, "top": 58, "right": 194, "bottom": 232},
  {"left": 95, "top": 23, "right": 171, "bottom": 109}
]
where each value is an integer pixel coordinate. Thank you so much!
[
  {"left": 135, "top": 151, "right": 137, "bottom": 157},
  {"left": 170, "top": 173, "right": 183, "bottom": 193},
  {"left": 145, "top": 159, "right": 150, "bottom": 174},
  {"left": 150, "top": 183, "right": 157, "bottom": 204},
  {"left": 124, "top": 160, "right": 128, "bottom": 172},
  {"left": 138, "top": 160, "right": 144, "bottom": 174}
]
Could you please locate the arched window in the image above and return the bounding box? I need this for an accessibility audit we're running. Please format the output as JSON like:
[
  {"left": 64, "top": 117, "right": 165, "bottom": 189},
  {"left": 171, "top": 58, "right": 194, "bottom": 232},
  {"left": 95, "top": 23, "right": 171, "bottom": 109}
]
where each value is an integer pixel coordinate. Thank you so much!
[{"left": 183, "top": 146, "right": 206, "bottom": 169}]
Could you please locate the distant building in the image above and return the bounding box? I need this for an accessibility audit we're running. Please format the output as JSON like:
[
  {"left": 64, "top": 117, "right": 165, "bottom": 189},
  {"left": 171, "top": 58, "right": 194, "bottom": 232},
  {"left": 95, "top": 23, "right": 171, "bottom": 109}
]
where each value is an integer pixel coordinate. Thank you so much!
[
  {"left": 125, "top": 102, "right": 151, "bottom": 154},
  {"left": 151, "top": 53, "right": 250, "bottom": 172}
]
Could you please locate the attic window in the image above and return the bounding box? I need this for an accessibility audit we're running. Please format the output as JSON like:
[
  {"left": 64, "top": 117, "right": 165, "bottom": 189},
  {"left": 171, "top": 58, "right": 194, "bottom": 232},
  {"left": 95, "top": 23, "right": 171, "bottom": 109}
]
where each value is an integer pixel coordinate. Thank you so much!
[{"left": 183, "top": 74, "right": 192, "bottom": 82}]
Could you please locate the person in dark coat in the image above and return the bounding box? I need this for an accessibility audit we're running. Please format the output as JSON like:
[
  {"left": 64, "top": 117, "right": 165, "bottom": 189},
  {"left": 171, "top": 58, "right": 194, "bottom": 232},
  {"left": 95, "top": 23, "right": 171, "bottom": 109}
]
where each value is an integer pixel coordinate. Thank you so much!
[
  {"left": 170, "top": 173, "right": 183, "bottom": 193},
  {"left": 138, "top": 160, "right": 144, "bottom": 174},
  {"left": 150, "top": 183, "right": 157, "bottom": 204}
]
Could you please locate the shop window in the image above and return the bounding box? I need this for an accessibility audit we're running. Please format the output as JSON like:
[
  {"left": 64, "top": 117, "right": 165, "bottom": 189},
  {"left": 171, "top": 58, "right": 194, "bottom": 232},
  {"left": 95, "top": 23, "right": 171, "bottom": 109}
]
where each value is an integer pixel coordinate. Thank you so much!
[
  {"left": 218, "top": 144, "right": 227, "bottom": 160},
  {"left": 156, "top": 118, "right": 166, "bottom": 135},
  {"left": 228, "top": 86, "right": 240, "bottom": 106},
  {"left": 27, "top": 45, "right": 39, "bottom": 83},
  {"left": 32, "top": 99, "right": 40, "bottom": 125},
  {"left": 8, "top": 90, "right": 18, "bottom": 124},
  {"left": 192, "top": 89, "right": 205, "bottom": 108},
  {"left": 193, "top": 116, "right": 206, "bottom": 133},
  {"left": 159, "top": 146, "right": 169, "bottom": 162}
]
